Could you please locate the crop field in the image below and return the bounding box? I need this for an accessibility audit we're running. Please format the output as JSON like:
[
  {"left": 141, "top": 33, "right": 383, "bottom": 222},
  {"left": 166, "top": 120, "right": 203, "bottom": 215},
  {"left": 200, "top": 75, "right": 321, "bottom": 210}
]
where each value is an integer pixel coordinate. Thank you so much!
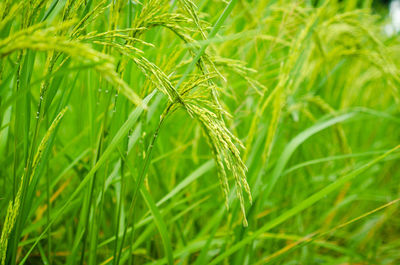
[{"left": 0, "top": 0, "right": 400, "bottom": 264}]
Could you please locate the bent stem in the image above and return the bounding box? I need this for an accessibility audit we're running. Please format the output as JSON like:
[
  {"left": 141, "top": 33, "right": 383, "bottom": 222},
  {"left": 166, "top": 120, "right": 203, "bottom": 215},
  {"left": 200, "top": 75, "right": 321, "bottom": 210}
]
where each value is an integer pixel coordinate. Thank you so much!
[{"left": 115, "top": 104, "right": 172, "bottom": 265}]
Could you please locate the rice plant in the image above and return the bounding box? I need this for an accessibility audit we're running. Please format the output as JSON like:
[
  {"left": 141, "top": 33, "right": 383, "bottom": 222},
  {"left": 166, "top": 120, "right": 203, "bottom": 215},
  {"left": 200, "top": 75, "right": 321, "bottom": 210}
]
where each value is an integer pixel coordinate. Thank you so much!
[{"left": 0, "top": 0, "right": 400, "bottom": 264}]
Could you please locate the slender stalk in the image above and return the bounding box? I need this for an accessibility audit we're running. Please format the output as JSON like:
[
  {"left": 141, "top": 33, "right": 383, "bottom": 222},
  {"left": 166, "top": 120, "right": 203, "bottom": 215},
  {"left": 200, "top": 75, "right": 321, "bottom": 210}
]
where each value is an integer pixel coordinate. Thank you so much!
[{"left": 116, "top": 107, "right": 170, "bottom": 265}]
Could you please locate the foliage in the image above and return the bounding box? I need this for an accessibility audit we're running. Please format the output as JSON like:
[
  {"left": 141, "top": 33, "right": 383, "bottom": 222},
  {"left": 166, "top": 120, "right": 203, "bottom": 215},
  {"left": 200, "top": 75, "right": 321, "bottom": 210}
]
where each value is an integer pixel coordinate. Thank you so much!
[{"left": 0, "top": 0, "right": 400, "bottom": 264}]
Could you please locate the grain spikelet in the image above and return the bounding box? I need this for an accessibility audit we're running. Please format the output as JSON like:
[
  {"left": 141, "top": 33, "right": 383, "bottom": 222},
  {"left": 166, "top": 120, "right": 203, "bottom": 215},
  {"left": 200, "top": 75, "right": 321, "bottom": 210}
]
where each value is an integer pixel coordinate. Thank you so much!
[{"left": 0, "top": 108, "right": 67, "bottom": 265}]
